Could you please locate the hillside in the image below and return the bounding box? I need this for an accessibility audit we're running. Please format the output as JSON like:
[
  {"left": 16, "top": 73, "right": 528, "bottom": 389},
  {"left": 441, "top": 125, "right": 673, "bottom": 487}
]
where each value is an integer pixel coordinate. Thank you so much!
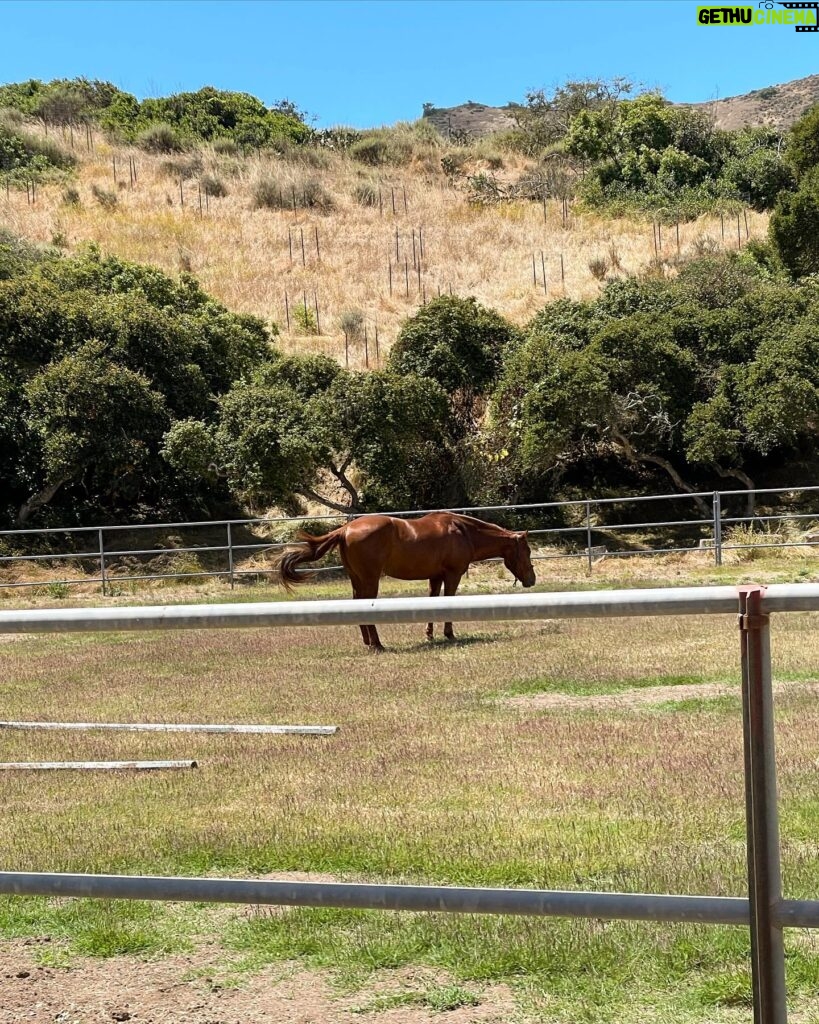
[
  {"left": 0, "top": 130, "right": 768, "bottom": 362},
  {"left": 428, "top": 74, "right": 819, "bottom": 139}
]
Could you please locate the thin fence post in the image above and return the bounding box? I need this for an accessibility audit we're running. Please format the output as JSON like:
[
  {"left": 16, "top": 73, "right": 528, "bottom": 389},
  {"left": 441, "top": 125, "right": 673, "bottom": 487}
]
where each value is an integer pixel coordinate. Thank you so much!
[
  {"left": 585, "top": 501, "right": 593, "bottom": 575},
  {"left": 226, "top": 522, "right": 235, "bottom": 590},
  {"left": 738, "top": 586, "right": 787, "bottom": 1024},
  {"left": 713, "top": 491, "right": 723, "bottom": 566},
  {"left": 98, "top": 528, "right": 107, "bottom": 596}
]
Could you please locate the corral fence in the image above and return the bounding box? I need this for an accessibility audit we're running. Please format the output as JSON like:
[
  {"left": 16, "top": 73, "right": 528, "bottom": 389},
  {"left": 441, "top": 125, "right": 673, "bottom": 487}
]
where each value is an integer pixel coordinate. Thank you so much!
[
  {"left": 2, "top": 484, "right": 819, "bottom": 594},
  {"left": 0, "top": 582, "right": 816, "bottom": 1023}
]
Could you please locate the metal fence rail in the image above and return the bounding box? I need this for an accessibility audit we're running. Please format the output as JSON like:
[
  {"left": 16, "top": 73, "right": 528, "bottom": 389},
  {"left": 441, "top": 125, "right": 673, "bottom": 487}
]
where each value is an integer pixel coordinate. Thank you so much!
[
  {"left": 2, "top": 485, "right": 819, "bottom": 593},
  {"left": 1, "top": 583, "right": 819, "bottom": 1023}
]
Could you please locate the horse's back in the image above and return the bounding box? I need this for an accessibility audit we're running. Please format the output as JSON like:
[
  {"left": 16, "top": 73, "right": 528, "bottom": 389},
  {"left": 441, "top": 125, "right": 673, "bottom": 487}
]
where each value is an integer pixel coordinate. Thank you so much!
[{"left": 342, "top": 512, "right": 470, "bottom": 581}]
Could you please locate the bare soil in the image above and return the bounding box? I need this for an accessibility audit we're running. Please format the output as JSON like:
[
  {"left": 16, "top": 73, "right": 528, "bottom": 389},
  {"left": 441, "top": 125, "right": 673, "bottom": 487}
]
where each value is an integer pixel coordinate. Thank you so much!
[{"left": 0, "top": 940, "right": 516, "bottom": 1024}]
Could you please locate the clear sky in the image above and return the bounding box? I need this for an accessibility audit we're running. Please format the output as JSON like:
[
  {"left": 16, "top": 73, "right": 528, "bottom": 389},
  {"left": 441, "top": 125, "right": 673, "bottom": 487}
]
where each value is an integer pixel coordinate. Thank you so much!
[{"left": 1, "top": 0, "right": 817, "bottom": 127}]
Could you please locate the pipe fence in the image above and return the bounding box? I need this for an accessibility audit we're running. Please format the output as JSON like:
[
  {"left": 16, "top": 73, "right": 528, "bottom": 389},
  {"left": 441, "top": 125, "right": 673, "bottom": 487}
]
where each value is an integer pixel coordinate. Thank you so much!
[
  {"left": 1, "top": 485, "right": 819, "bottom": 594},
  {"left": 0, "top": 582, "right": 817, "bottom": 1024}
]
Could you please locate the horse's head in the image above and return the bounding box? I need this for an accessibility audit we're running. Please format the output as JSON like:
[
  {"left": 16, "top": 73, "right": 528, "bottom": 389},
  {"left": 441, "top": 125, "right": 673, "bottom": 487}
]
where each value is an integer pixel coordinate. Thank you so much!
[{"left": 505, "top": 532, "right": 536, "bottom": 588}]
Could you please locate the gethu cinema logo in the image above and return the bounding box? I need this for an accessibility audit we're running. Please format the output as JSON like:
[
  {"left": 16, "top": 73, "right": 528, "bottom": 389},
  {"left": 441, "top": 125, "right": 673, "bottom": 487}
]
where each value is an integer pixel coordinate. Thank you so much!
[{"left": 697, "top": 2, "right": 819, "bottom": 29}]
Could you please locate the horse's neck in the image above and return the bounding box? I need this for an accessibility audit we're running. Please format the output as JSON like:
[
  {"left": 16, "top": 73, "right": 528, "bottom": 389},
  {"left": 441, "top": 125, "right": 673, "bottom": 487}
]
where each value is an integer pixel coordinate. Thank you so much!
[{"left": 465, "top": 522, "right": 512, "bottom": 560}]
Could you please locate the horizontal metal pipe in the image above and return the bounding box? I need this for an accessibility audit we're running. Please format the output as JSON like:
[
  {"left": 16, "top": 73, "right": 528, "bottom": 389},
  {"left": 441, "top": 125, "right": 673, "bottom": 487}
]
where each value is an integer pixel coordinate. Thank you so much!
[
  {"left": 0, "top": 586, "right": 750, "bottom": 635},
  {"left": 0, "top": 872, "right": 749, "bottom": 923},
  {"left": 774, "top": 899, "right": 819, "bottom": 928},
  {"left": 0, "top": 761, "right": 197, "bottom": 771},
  {"left": 721, "top": 513, "right": 819, "bottom": 525},
  {"left": 0, "top": 722, "right": 337, "bottom": 735},
  {"left": 0, "top": 549, "right": 99, "bottom": 564}
]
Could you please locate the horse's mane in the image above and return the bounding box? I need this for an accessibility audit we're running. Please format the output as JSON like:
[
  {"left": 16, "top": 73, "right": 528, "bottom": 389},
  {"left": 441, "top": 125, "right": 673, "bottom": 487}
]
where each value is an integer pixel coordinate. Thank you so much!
[{"left": 447, "top": 512, "right": 514, "bottom": 536}]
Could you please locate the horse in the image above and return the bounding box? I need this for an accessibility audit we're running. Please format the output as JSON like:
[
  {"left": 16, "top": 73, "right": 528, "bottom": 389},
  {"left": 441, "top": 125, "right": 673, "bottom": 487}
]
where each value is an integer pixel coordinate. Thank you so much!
[{"left": 277, "top": 511, "right": 536, "bottom": 652}]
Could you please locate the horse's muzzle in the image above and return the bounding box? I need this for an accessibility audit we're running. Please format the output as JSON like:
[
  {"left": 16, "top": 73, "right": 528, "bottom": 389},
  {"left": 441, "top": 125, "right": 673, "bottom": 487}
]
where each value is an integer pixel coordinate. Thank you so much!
[{"left": 522, "top": 574, "right": 536, "bottom": 588}]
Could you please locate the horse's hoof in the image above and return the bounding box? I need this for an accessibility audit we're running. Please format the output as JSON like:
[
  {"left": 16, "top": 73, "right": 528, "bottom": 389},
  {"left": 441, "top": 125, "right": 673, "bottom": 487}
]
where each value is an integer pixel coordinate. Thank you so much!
[
  {"left": 425, "top": 634, "right": 434, "bottom": 642},
  {"left": 444, "top": 634, "right": 455, "bottom": 642},
  {"left": 368, "top": 645, "right": 386, "bottom": 655}
]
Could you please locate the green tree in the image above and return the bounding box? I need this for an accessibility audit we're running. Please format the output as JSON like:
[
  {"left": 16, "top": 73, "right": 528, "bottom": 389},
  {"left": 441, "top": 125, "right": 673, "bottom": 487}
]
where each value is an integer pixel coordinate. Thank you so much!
[
  {"left": 769, "top": 168, "right": 819, "bottom": 278},
  {"left": 388, "top": 296, "right": 519, "bottom": 429},
  {"left": 0, "top": 239, "right": 274, "bottom": 525},
  {"left": 20, "top": 342, "right": 170, "bottom": 522},
  {"left": 165, "top": 360, "right": 455, "bottom": 514},
  {"left": 785, "top": 103, "right": 819, "bottom": 180}
]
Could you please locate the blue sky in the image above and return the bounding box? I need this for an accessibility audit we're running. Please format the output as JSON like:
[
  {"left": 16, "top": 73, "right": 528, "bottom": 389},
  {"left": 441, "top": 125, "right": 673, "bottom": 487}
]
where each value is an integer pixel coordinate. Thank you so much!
[{"left": 1, "top": 1, "right": 817, "bottom": 127}]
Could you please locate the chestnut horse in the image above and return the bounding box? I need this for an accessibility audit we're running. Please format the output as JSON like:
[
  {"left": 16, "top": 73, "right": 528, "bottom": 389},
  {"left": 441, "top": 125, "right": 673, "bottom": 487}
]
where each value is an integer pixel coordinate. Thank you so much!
[{"left": 277, "top": 512, "right": 536, "bottom": 652}]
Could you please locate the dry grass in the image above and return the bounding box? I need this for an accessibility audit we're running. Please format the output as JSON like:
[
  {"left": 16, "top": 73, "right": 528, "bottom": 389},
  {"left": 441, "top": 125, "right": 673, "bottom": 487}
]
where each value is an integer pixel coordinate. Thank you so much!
[{"left": 0, "top": 132, "right": 769, "bottom": 362}]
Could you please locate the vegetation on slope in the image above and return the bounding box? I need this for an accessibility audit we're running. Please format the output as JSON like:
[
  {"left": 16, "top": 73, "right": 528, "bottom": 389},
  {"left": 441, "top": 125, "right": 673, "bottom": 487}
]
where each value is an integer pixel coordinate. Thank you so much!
[{"left": 2, "top": 82, "right": 819, "bottom": 531}]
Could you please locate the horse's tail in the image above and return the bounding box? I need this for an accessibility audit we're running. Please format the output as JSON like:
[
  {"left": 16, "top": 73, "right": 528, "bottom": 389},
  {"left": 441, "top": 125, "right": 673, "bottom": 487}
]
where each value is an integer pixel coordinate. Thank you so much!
[{"left": 276, "top": 526, "right": 345, "bottom": 592}]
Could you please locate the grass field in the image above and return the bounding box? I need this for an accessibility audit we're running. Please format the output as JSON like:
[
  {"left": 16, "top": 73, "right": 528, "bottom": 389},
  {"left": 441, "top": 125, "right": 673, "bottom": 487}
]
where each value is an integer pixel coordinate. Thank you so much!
[{"left": 2, "top": 559, "right": 819, "bottom": 1022}]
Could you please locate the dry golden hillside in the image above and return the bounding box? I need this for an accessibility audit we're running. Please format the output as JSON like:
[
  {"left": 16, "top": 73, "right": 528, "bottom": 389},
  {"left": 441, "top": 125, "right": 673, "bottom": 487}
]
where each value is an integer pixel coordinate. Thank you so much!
[{"left": 0, "top": 131, "right": 769, "bottom": 365}]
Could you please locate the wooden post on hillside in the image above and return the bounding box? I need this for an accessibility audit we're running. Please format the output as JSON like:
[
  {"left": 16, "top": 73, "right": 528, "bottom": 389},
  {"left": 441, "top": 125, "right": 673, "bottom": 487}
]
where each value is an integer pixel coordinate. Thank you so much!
[
  {"left": 541, "top": 251, "right": 547, "bottom": 296},
  {"left": 314, "top": 290, "right": 320, "bottom": 333},
  {"left": 405, "top": 259, "right": 409, "bottom": 297},
  {"left": 315, "top": 225, "right": 320, "bottom": 262},
  {"left": 300, "top": 228, "right": 306, "bottom": 266},
  {"left": 284, "top": 289, "right": 290, "bottom": 331}
]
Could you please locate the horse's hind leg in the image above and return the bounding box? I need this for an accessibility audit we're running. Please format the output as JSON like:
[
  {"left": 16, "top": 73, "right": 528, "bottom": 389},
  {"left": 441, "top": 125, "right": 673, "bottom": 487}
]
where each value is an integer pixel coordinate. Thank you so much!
[
  {"left": 352, "top": 575, "right": 384, "bottom": 653},
  {"left": 426, "top": 576, "right": 443, "bottom": 640},
  {"left": 443, "top": 572, "right": 463, "bottom": 641}
]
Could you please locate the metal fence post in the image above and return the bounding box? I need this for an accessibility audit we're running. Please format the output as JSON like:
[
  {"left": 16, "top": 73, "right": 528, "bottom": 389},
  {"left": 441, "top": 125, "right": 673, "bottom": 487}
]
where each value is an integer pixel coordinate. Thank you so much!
[
  {"left": 98, "top": 528, "right": 106, "bottom": 596},
  {"left": 713, "top": 491, "right": 723, "bottom": 567},
  {"left": 226, "top": 523, "right": 235, "bottom": 590},
  {"left": 739, "top": 585, "right": 787, "bottom": 1024},
  {"left": 585, "top": 501, "right": 593, "bottom": 575}
]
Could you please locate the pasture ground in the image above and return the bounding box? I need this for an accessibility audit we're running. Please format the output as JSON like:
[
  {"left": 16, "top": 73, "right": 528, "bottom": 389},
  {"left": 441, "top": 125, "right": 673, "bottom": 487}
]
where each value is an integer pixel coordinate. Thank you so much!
[{"left": 2, "top": 553, "right": 819, "bottom": 1022}]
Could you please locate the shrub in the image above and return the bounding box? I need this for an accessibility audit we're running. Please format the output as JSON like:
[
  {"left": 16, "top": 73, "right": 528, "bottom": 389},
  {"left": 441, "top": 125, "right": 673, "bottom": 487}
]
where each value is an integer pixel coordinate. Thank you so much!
[
  {"left": 252, "top": 173, "right": 333, "bottom": 212},
  {"left": 292, "top": 302, "right": 318, "bottom": 335},
  {"left": 350, "top": 131, "right": 413, "bottom": 166},
  {"left": 339, "top": 309, "right": 364, "bottom": 339},
  {"left": 212, "top": 136, "right": 239, "bottom": 156},
  {"left": 159, "top": 154, "right": 202, "bottom": 180},
  {"left": 61, "top": 185, "right": 81, "bottom": 206},
  {"left": 90, "top": 183, "right": 117, "bottom": 209},
  {"left": 251, "top": 175, "right": 280, "bottom": 210},
  {"left": 353, "top": 181, "right": 379, "bottom": 206},
  {"left": 136, "top": 122, "right": 186, "bottom": 154},
  {"left": 201, "top": 173, "right": 227, "bottom": 197},
  {"left": 588, "top": 256, "right": 609, "bottom": 280}
]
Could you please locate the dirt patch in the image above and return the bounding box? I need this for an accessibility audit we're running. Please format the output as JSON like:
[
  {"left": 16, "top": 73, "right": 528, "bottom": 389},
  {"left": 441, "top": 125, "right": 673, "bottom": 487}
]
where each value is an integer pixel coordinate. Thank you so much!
[
  {"left": 0, "top": 940, "right": 516, "bottom": 1024},
  {"left": 505, "top": 679, "right": 819, "bottom": 712}
]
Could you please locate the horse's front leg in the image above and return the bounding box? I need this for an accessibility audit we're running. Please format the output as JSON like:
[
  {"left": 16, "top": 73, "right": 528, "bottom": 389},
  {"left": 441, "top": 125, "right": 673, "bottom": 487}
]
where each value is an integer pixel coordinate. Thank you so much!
[
  {"left": 442, "top": 572, "right": 463, "bottom": 641},
  {"left": 426, "top": 576, "right": 443, "bottom": 640}
]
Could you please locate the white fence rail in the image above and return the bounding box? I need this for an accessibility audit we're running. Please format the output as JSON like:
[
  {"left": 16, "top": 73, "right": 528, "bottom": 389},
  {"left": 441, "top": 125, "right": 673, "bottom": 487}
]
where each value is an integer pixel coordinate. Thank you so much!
[
  {"left": 2, "top": 485, "right": 819, "bottom": 593},
  {"left": 1, "top": 583, "right": 819, "bottom": 1022}
]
